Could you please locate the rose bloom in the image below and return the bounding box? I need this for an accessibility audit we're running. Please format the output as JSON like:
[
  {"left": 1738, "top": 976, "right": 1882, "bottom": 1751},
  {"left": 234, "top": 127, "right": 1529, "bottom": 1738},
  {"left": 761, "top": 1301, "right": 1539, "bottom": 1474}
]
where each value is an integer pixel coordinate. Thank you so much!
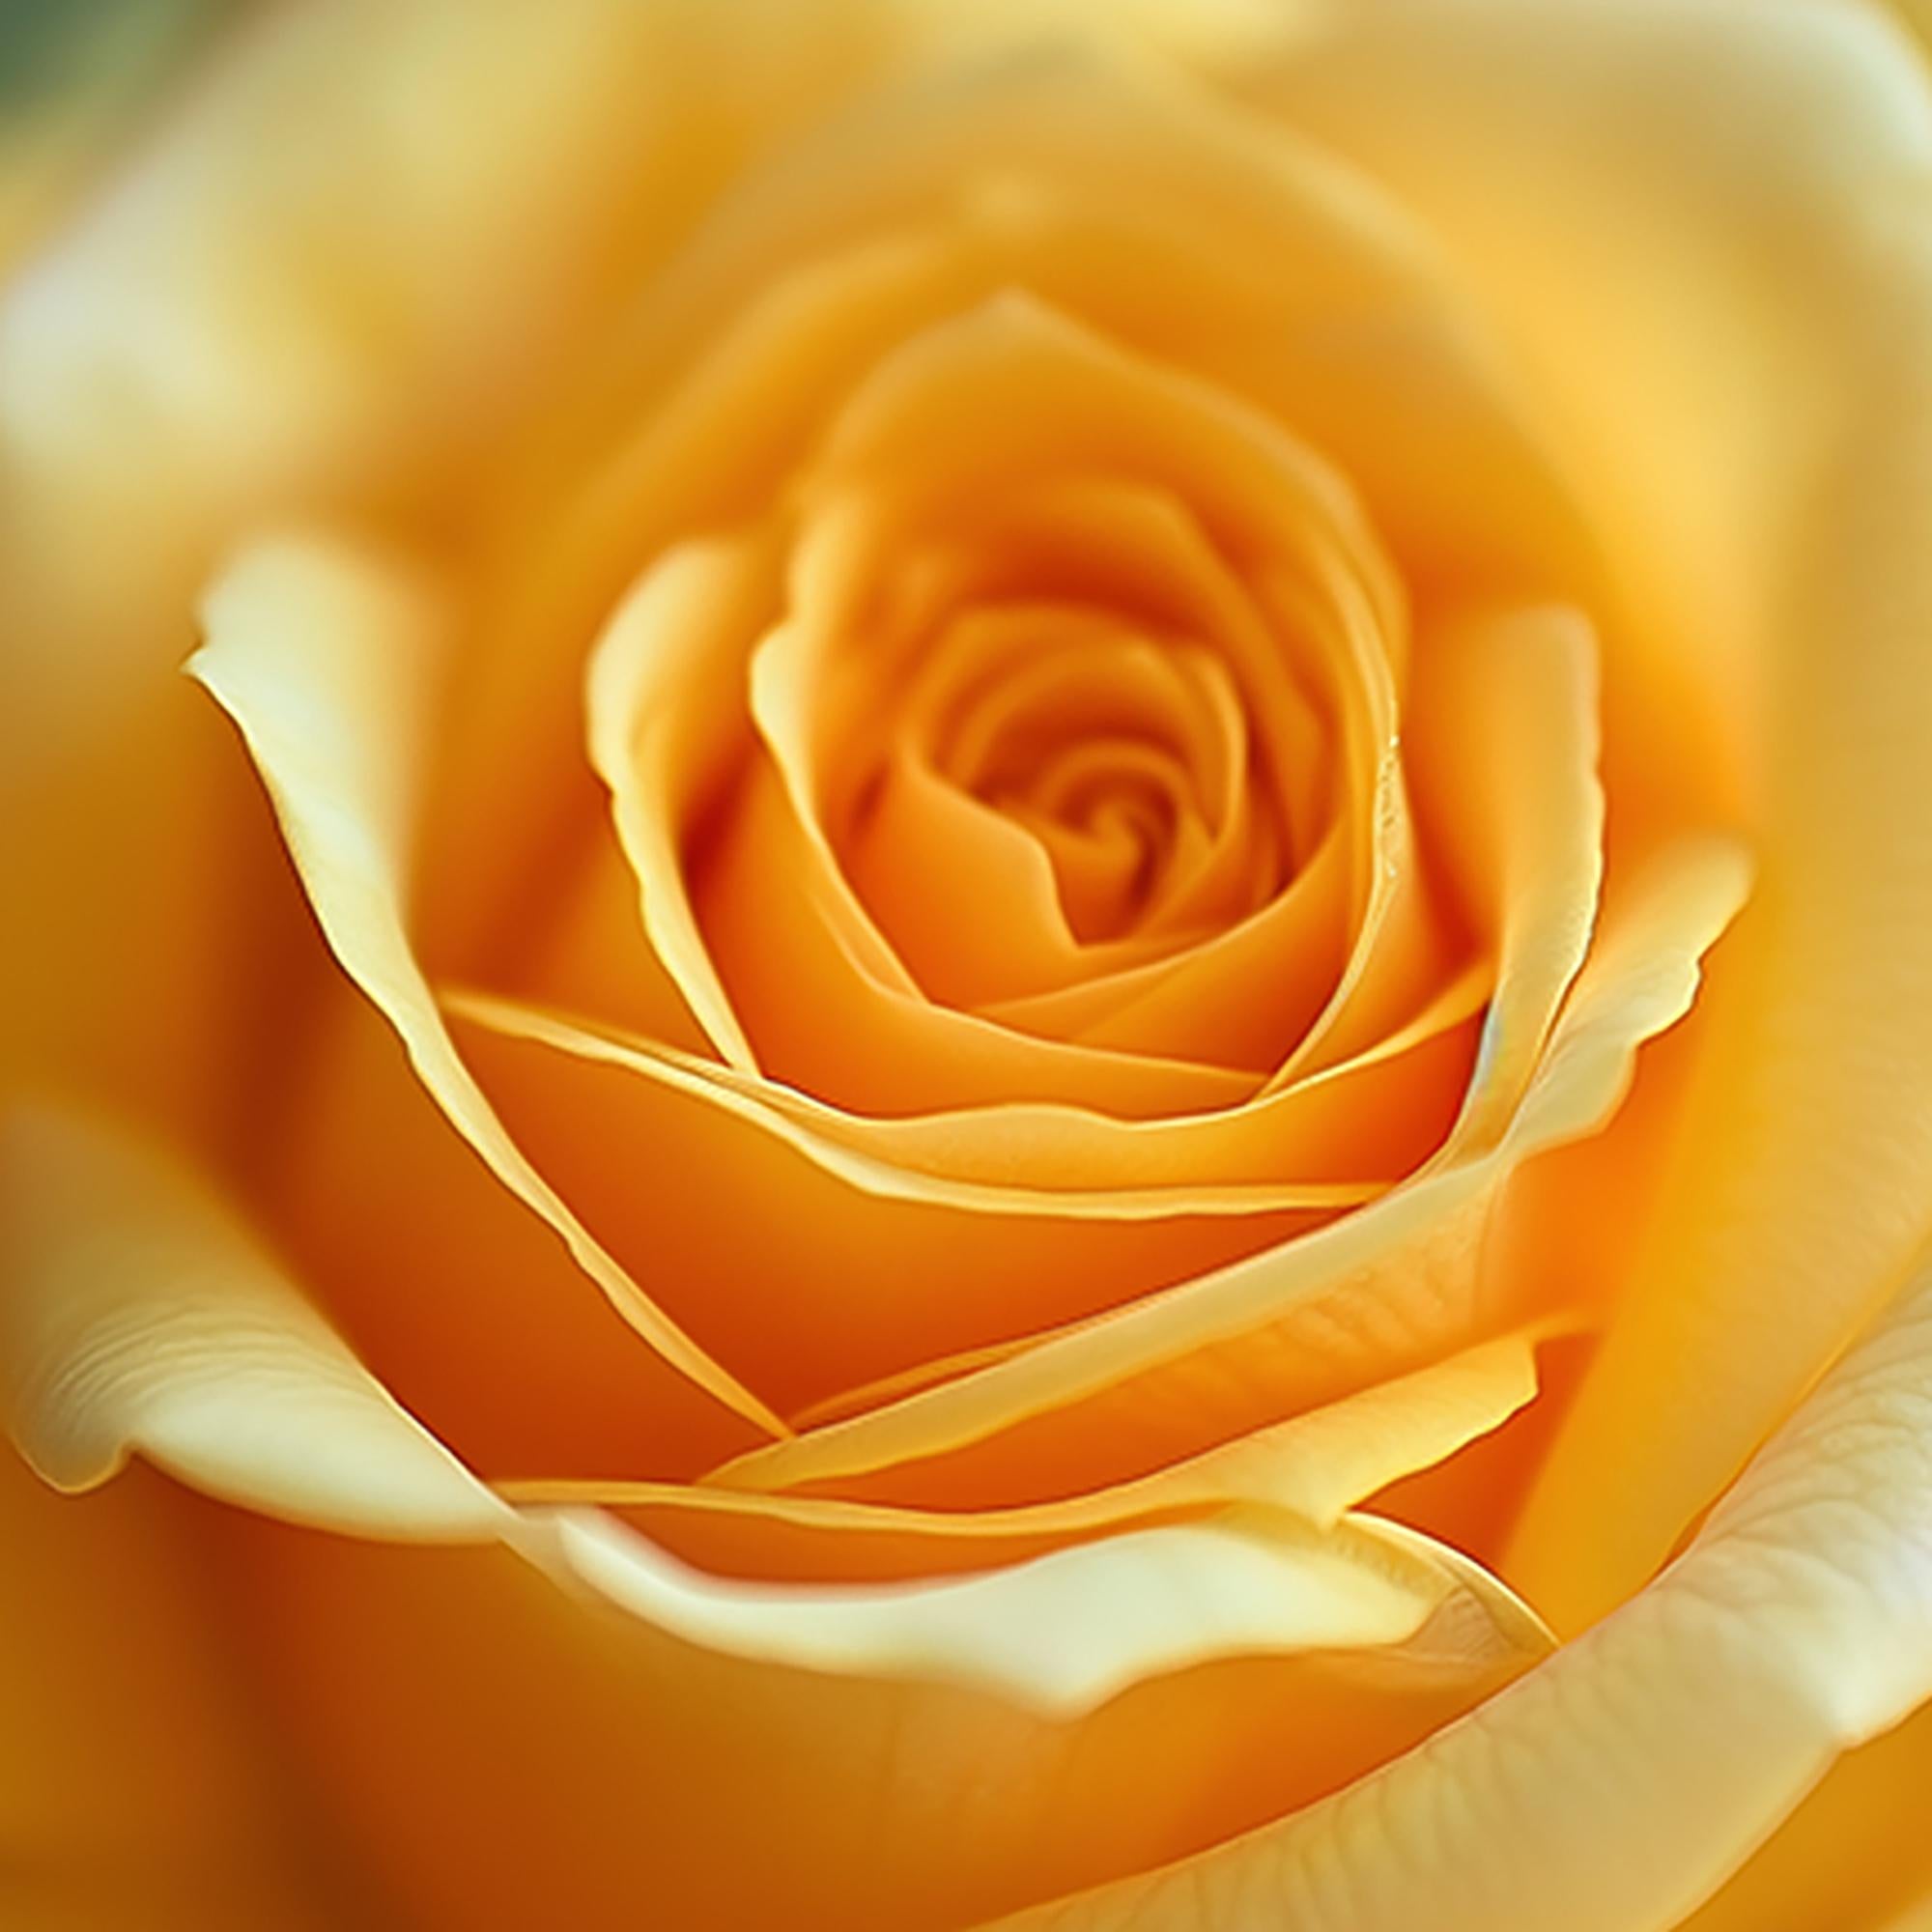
[{"left": 5, "top": 0, "right": 1932, "bottom": 1926}]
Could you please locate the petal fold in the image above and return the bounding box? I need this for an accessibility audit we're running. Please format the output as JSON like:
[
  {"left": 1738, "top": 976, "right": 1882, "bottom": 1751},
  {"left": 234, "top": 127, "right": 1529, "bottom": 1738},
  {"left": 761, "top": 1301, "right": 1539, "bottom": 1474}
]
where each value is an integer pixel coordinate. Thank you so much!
[
  {"left": 1, "top": 1102, "right": 503, "bottom": 1540},
  {"left": 187, "top": 529, "right": 785, "bottom": 1436}
]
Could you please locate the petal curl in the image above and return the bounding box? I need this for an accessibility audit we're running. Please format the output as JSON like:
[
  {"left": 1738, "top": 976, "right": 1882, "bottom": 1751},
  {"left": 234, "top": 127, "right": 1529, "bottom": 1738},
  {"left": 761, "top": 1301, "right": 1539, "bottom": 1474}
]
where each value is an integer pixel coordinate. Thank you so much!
[
  {"left": 186, "top": 528, "right": 785, "bottom": 1435},
  {"left": 542, "top": 1502, "right": 1547, "bottom": 1719},
  {"left": 1, "top": 1103, "right": 504, "bottom": 1541},
  {"left": 502, "top": 1326, "right": 1546, "bottom": 1548},
  {"left": 0, "top": 1108, "right": 1543, "bottom": 1725},
  {"left": 980, "top": 1229, "right": 1932, "bottom": 1931}
]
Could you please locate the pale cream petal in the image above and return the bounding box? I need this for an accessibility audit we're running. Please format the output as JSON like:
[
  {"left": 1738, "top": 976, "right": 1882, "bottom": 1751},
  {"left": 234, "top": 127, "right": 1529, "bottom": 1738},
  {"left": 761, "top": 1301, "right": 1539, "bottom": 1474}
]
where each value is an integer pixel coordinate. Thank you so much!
[
  {"left": 1410, "top": 604, "right": 1602, "bottom": 1154},
  {"left": 537, "top": 1501, "right": 1548, "bottom": 1719},
  {"left": 980, "top": 1232, "right": 1932, "bottom": 1932},
  {"left": 583, "top": 530, "right": 780, "bottom": 1068},
  {"left": 0, "top": 1103, "right": 504, "bottom": 1541},
  {"left": 187, "top": 528, "right": 784, "bottom": 1435}
]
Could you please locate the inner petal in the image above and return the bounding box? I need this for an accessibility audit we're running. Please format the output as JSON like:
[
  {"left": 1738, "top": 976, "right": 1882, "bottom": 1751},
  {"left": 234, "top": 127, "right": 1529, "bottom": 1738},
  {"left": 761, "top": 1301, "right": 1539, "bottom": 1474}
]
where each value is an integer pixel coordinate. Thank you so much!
[{"left": 907, "top": 607, "right": 1264, "bottom": 950}]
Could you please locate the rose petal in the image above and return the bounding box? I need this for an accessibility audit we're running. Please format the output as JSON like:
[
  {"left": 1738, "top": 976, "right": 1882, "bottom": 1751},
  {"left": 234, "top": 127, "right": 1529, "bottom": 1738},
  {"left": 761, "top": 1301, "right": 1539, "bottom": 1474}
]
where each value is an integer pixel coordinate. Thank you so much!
[
  {"left": 442, "top": 45, "right": 1577, "bottom": 1010},
  {"left": 0, "top": 1451, "right": 347, "bottom": 1931},
  {"left": 0, "top": 1108, "right": 1543, "bottom": 1723},
  {"left": 538, "top": 1501, "right": 1548, "bottom": 1719},
  {"left": 1257, "top": 0, "right": 1932, "bottom": 1625},
  {"left": 708, "top": 836, "right": 1747, "bottom": 1500},
  {"left": 186, "top": 527, "right": 785, "bottom": 1435},
  {"left": 699, "top": 751, "right": 1264, "bottom": 1115},
  {"left": 0, "top": 1102, "right": 504, "bottom": 1541},
  {"left": 1407, "top": 601, "right": 1603, "bottom": 1152},
  {"left": 583, "top": 529, "right": 781, "bottom": 1069},
  {"left": 225, "top": 1511, "right": 1528, "bottom": 1930},
  {"left": 979, "top": 1227, "right": 1932, "bottom": 1931},
  {"left": 445, "top": 1000, "right": 1324, "bottom": 1412},
  {"left": 501, "top": 1326, "right": 1546, "bottom": 1548},
  {"left": 265, "top": 976, "right": 760, "bottom": 1483},
  {"left": 443, "top": 982, "right": 1475, "bottom": 1210},
  {"left": 1680, "top": 1703, "right": 1932, "bottom": 1932}
]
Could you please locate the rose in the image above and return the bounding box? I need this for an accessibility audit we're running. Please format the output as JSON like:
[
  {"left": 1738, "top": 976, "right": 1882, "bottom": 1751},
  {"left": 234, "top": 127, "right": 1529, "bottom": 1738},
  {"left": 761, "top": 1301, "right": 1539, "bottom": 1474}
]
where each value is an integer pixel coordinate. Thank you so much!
[{"left": 5, "top": 2, "right": 1932, "bottom": 1928}]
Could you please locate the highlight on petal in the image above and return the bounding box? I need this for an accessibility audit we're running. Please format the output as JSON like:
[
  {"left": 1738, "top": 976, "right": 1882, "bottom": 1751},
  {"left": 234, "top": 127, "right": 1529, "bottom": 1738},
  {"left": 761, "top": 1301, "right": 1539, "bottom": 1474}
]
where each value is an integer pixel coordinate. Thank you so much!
[
  {"left": 584, "top": 529, "right": 781, "bottom": 1070},
  {"left": 0, "top": 1102, "right": 504, "bottom": 1541},
  {"left": 980, "top": 1232, "right": 1932, "bottom": 1931},
  {"left": 186, "top": 527, "right": 786, "bottom": 1438},
  {"left": 443, "top": 985, "right": 1458, "bottom": 1217},
  {"left": 1407, "top": 602, "right": 1602, "bottom": 1152},
  {"left": 541, "top": 1501, "right": 1548, "bottom": 1719}
]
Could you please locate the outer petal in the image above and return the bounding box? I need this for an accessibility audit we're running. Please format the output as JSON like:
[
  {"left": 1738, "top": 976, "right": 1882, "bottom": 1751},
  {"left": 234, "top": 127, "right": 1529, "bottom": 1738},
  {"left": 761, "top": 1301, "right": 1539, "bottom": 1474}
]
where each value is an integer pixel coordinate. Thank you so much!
[
  {"left": 1, "top": 1103, "right": 506, "bottom": 1542},
  {"left": 0, "top": 1452, "right": 355, "bottom": 1930},
  {"left": 1249, "top": 0, "right": 1932, "bottom": 1627},
  {"left": 540, "top": 1502, "right": 1546, "bottom": 1719},
  {"left": 218, "top": 1512, "right": 1520, "bottom": 1932},
  {"left": 980, "top": 1234, "right": 1932, "bottom": 1931},
  {"left": 0, "top": 1100, "right": 1539, "bottom": 1725},
  {"left": 1681, "top": 1703, "right": 1932, "bottom": 1932},
  {"left": 0, "top": 0, "right": 909, "bottom": 1175},
  {"left": 0, "top": 0, "right": 887, "bottom": 652},
  {"left": 186, "top": 529, "right": 784, "bottom": 1436}
]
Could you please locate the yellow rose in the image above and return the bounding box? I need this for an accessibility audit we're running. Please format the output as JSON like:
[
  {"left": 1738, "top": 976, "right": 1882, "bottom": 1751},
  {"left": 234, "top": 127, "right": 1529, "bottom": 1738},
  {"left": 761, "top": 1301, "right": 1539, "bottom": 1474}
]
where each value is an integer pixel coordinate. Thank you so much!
[{"left": 5, "top": 1, "right": 1932, "bottom": 1927}]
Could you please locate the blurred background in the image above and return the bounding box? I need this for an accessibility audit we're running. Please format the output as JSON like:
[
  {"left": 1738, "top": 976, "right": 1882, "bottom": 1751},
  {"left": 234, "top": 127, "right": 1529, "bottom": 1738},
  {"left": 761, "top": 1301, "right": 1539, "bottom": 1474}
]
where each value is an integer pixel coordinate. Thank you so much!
[{"left": 0, "top": 0, "right": 242, "bottom": 269}]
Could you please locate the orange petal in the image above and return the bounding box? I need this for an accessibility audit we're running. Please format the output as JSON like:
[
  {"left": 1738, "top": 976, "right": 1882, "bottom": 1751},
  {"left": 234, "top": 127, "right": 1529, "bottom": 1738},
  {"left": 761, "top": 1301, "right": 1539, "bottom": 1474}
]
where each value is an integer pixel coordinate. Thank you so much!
[{"left": 188, "top": 529, "right": 784, "bottom": 1435}]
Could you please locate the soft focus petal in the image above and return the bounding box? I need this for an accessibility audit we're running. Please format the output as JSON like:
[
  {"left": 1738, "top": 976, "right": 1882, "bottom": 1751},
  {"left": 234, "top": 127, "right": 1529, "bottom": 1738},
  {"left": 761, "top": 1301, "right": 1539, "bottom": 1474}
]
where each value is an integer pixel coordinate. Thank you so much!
[
  {"left": 0, "top": 1453, "right": 355, "bottom": 1930},
  {"left": 0, "top": 0, "right": 924, "bottom": 1193},
  {"left": 982, "top": 1232, "right": 1932, "bottom": 1931},
  {"left": 0, "top": 1, "right": 231, "bottom": 277},
  {"left": 1682, "top": 1702, "right": 1932, "bottom": 1932},
  {"left": 1250, "top": 0, "right": 1932, "bottom": 1629}
]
